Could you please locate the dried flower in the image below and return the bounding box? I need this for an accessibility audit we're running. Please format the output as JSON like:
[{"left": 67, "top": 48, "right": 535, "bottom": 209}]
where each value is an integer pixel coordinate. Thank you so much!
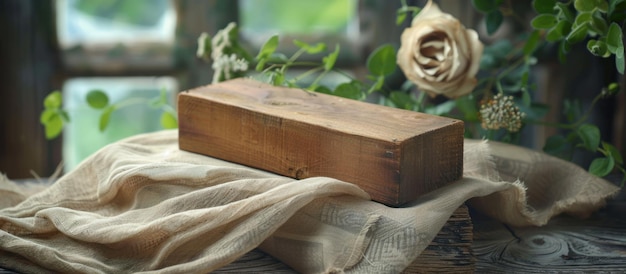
[
  {"left": 397, "top": 0, "right": 484, "bottom": 98},
  {"left": 480, "top": 93, "right": 526, "bottom": 132},
  {"left": 212, "top": 54, "right": 249, "bottom": 82}
]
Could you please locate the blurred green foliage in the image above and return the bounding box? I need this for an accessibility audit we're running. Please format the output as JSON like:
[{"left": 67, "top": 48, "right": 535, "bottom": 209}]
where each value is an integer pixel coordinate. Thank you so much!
[{"left": 73, "top": 0, "right": 169, "bottom": 27}]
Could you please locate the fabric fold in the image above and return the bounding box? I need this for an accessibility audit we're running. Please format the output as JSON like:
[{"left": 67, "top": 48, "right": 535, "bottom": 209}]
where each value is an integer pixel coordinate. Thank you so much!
[{"left": 0, "top": 130, "right": 619, "bottom": 273}]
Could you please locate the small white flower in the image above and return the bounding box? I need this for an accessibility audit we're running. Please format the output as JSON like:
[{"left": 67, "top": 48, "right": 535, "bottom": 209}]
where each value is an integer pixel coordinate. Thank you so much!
[
  {"left": 212, "top": 54, "right": 249, "bottom": 83},
  {"left": 196, "top": 32, "right": 210, "bottom": 59},
  {"left": 207, "top": 22, "right": 248, "bottom": 83}
]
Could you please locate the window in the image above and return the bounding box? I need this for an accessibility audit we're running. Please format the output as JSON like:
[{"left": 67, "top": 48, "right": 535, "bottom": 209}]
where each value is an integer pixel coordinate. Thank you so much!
[
  {"left": 62, "top": 77, "right": 177, "bottom": 170},
  {"left": 239, "top": 0, "right": 359, "bottom": 47},
  {"left": 52, "top": 0, "right": 397, "bottom": 172},
  {"left": 56, "top": 0, "right": 176, "bottom": 71},
  {"left": 55, "top": 0, "right": 178, "bottom": 171}
]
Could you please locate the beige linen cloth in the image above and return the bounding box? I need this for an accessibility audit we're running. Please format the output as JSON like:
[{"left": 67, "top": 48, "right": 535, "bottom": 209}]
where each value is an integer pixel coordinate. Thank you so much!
[{"left": 0, "top": 130, "right": 619, "bottom": 273}]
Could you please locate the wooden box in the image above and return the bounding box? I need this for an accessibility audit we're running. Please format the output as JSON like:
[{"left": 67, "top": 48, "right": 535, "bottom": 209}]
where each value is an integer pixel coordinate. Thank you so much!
[{"left": 178, "top": 79, "right": 464, "bottom": 206}]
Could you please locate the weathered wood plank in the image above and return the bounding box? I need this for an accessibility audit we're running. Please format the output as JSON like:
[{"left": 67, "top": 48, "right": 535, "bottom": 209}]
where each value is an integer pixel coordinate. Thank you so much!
[
  {"left": 213, "top": 249, "right": 296, "bottom": 273},
  {"left": 472, "top": 208, "right": 626, "bottom": 273},
  {"left": 178, "top": 79, "right": 464, "bottom": 206},
  {"left": 404, "top": 205, "right": 474, "bottom": 273}
]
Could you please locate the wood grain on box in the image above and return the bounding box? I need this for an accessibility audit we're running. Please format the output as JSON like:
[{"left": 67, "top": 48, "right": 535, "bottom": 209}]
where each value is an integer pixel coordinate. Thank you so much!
[{"left": 178, "top": 79, "right": 464, "bottom": 206}]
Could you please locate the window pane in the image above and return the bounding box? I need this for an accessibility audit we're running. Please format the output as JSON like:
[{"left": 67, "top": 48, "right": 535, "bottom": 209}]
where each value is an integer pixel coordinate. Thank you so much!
[
  {"left": 57, "top": 0, "right": 175, "bottom": 47},
  {"left": 62, "top": 77, "right": 177, "bottom": 171},
  {"left": 238, "top": 0, "right": 359, "bottom": 54},
  {"left": 55, "top": 0, "right": 176, "bottom": 70},
  {"left": 239, "top": 0, "right": 357, "bottom": 36}
]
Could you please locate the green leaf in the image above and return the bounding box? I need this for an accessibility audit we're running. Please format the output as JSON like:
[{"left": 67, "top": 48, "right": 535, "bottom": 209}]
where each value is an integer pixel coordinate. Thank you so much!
[
  {"left": 267, "top": 53, "right": 289, "bottom": 63},
  {"left": 99, "top": 106, "right": 116, "bottom": 132},
  {"left": 333, "top": 81, "right": 362, "bottom": 100},
  {"left": 531, "top": 14, "right": 558, "bottom": 29},
  {"left": 272, "top": 71, "right": 285, "bottom": 86},
  {"left": 533, "top": 0, "right": 557, "bottom": 14},
  {"left": 589, "top": 13, "right": 609, "bottom": 34},
  {"left": 255, "top": 58, "right": 267, "bottom": 72},
  {"left": 366, "top": 44, "right": 397, "bottom": 76},
  {"left": 576, "top": 123, "right": 601, "bottom": 151},
  {"left": 486, "top": 10, "right": 504, "bottom": 35},
  {"left": 43, "top": 91, "right": 62, "bottom": 109},
  {"left": 523, "top": 30, "right": 542, "bottom": 55},
  {"left": 610, "top": 0, "right": 626, "bottom": 18},
  {"left": 293, "top": 40, "right": 326, "bottom": 54},
  {"left": 471, "top": 0, "right": 503, "bottom": 13},
  {"left": 256, "top": 35, "right": 279, "bottom": 60},
  {"left": 596, "top": 0, "right": 610, "bottom": 12},
  {"left": 556, "top": 2, "right": 576, "bottom": 22},
  {"left": 396, "top": 9, "right": 408, "bottom": 26},
  {"left": 43, "top": 112, "right": 63, "bottom": 139},
  {"left": 589, "top": 157, "right": 614, "bottom": 177},
  {"left": 86, "top": 89, "right": 109, "bottom": 109},
  {"left": 607, "top": 82, "right": 620, "bottom": 94},
  {"left": 160, "top": 111, "right": 178, "bottom": 129},
  {"left": 313, "top": 85, "right": 333, "bottom": 95},
  {"left": 40, "top": 108, "right": 55, "bottom": 124},
  {"left": 566, "top": 22, "right": 589, "bottom": 43},
  {"left": 603, "top": 141, "right": 623, "bottom": 164},
  {"left": 574, "top": 0, "right": 597, "bottom": 12},
  {"left": 607, "top": 22, "right": 623, "bottom": 53},
  {"left": 587, "top": 39, "right": 611, "bottom": 57},
  {"left": 323, "top": 44, "right": 340, "bottom": 71},
  {"left": 574, "top": 12, "right": 593, "bottom": 26},
  {"left": 371, "top": 75, "right": 385, "bottom": 93},
  {"left": 546, "top": 20, "right": 572, "bottom": 42},
  {"left": 389, "top": 91, "right": 417, "bottom": 110}
]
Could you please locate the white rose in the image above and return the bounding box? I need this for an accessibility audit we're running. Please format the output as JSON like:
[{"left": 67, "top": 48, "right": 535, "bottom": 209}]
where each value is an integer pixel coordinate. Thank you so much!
[{"left": 397, "top": 0, "right": 484, "bottom": 98}]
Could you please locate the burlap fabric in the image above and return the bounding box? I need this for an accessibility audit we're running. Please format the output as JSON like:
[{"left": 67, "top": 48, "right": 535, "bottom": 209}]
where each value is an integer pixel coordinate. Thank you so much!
[{"left": 0, "top": 130, "right": 619, "bottom": 273}]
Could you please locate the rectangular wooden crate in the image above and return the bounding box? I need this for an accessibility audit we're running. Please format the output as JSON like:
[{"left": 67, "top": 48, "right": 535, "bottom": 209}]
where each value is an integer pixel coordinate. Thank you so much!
[{"left": 178, "top": 78, "right": 464, "bottom": 206}]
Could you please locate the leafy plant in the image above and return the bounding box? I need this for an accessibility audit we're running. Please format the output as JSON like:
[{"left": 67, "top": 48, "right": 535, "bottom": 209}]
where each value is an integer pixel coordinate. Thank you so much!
[
  {"left": 40, "top": 88, "right": 177, "bottom": 139},
  {"left": 470, "top": 0, "right": 626, "bottom": 183},
  {"left": 247, "top": 34, "right": 397, "bottom": 100},
  {"left": 40, "top": 91, "right": 70, "bottom": 139},
  {"left": 41, "top": 0, "right": 626, "bottom": 185}
]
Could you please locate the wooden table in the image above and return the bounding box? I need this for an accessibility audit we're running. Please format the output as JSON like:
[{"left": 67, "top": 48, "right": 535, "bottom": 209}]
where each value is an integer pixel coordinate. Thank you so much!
[{"left": 472, "top": 183, "right": 626, "bottom": 273}]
